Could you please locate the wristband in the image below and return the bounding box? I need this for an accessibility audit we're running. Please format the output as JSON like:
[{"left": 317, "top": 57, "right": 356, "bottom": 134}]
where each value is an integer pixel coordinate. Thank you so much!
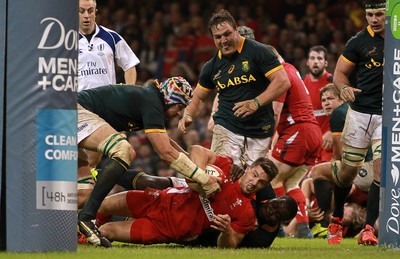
[
  {"left": 184, "top": 113, "right": 193, "bottom": 119},
  {"left": 339, "top": 85, "right": 349, "bottom": 93},
  {"left": 253, "top": 97, "right": 261, "bottom": 108}
]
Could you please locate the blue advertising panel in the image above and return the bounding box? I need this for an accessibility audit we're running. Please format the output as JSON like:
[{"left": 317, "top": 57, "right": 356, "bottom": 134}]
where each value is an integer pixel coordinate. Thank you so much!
[{"left": 4, "top": 0, "right": 78, "bottom": 252}]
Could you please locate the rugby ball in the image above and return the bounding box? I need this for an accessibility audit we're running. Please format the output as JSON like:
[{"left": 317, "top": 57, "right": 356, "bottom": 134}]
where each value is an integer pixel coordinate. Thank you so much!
[{"left": 186, "top": 164, "right": 224, "bottom": 195}]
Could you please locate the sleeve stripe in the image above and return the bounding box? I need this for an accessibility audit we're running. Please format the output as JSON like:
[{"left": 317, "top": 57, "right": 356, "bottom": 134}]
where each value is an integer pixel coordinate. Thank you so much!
[
  {"left": 197, "top": 83, "right": 213, "bottom": 92},
  {"left": 144, "top": 128, "right": 167, "bottom": 133},
  {"left": 264, "top": 65, "right": 284, "bottom": 77},
  {"left": 340, "top": 55, "right": 355, "bottom": 66}
]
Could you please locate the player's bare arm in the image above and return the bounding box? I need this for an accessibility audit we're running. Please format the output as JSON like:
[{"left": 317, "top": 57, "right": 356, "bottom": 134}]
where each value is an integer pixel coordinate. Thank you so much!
[
  {"left": 233, "top": 68, "right": 290, "bottom": 118},
  {"left": 333, "top": 58, "right": 361, "bottom": 103},
  {"left": 212, "top": 214, "right": 245, "bottom": 248},
  {"left": 178, "top": 86, "right": 210, "bottom": 134}
]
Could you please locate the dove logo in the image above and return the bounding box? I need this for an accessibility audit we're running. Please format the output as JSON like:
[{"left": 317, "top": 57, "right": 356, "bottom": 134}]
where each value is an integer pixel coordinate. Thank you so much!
[
  {"left": 392, "top": 164, "right": 400, "bottom": 186},
  {"left": 38, "top": 17, "right": 78, "bottom": 50},
  {"left": 385, "top": 164, "right": 400, "bottom": 235}
]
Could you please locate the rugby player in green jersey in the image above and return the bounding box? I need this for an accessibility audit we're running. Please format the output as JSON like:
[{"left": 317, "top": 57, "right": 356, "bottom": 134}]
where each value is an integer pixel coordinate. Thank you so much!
[
  {"left": 178, "top": 10, "right": 290, "bottom": 167},
  {"left": 328, "top": 0, "right": 385, "bottom": 246}
]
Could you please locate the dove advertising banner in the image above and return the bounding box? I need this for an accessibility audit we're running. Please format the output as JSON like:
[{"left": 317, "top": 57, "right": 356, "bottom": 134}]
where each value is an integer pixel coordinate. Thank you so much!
[
  {"left": 1, "top": 0, "right": 78, "bottom": 252},
  {"left": 380, "top": 0, "right": 400, "bottom": 247}
]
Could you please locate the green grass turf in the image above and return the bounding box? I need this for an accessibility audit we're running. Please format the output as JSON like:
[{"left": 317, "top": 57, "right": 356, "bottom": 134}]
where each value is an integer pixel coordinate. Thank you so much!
[{"left": 1, "top": 237, "right": 399, "bottom": 259}]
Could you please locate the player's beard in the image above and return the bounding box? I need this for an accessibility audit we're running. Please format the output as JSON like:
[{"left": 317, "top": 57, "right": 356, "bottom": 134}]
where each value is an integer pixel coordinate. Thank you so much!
[{"left": 311, "top": 68, "right": 324, "bottom": 78}]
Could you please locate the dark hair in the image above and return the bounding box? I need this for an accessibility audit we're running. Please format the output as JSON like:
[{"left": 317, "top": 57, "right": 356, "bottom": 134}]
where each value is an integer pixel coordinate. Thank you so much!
[
  {"left": 251, "top": 157, "right": 278, "bottom": 182},
  {"left": 308, "top": 45, "right": 328, "bottom": 60},
  {"left": 208, "top": 9, "right": 237, "bottom": 35}
]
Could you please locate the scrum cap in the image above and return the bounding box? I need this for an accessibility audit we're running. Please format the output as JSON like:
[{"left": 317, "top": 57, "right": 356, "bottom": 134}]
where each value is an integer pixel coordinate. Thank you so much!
[
  {"left": 238, "top": 25, "right": 255, "bottom": 40},
  {"left": 159, "top": 76, "right": 193, "bottom": 107}
]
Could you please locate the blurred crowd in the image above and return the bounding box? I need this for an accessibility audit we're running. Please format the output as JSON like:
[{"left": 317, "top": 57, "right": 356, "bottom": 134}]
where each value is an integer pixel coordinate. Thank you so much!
[{"left": 95, "top": 0, "right": 368, "bottom": 176}]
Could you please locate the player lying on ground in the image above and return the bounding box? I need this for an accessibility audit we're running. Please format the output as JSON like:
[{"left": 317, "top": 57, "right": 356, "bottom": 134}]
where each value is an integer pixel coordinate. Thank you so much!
[{"left": 93, "top": 145, "right": 296, "bottom": 248}]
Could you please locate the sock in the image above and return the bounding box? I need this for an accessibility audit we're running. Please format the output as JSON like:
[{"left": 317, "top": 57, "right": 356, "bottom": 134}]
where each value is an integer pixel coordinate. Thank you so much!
[
  {"left": 332, "top": 182, "right": 352, "bottom": 220},
  {"left": 365, "top": 180, "right": 380, "bottom": 228},
  {"left": 313, "top": 179, "right": 333, "bottom": 227},
  {"left": 287, "top": 188, "right": 309, "bottom": 224},
  {"left": 79, "top": 159, "right": 127, "bottom": 221},
  {"left": 117, "top": 169, "right": 143, "bottom": 190},
  {"left": 274, "top": 185, "right": 286, "bottom": 197},
  {"left": 96, "top": 212, "right": 112, "bottom": 227}
]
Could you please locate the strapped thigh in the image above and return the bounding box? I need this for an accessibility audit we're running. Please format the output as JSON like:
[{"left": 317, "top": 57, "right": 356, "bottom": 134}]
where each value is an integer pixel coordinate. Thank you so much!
[
  {"left": 341, "top": 145, "right": 367, "bottom": 167},
  {"left": 371, "top": 140, "right": 381, "bottom": 161},
  {"left": 97, "top": 132, "right": 132, "bottom": 169}
]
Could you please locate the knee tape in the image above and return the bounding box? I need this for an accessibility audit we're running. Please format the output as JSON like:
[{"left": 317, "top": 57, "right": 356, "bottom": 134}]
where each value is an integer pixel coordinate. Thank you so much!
[
  {"left": 341, "top": 146, "right": 367, "bottom": 167},
  {"left": 331, "top": 160, "right": 346, "bottom": 188},
  {"left": 372, "top": 140, "right": 381, "bottom": 161},
  {"left": 77, "top": 176, "right": 94, "bottom": 190},
  {"left": 97, "top": 133, "right": 132, "bottom": 169}
]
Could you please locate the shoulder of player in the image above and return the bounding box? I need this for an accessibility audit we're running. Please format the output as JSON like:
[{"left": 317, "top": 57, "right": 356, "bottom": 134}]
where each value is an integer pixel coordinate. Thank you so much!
[
  {"left": 346, "top": 27, "right": 371, "bottom": 45},
  {"left": 137, "top": 84, "right": 163, "bottom": 102},
  {"left": 242, "top": 40, "right": 273, "bottom": 55},
  {"left": 331, "top": 103, "right": 349, "bottom": 120}
]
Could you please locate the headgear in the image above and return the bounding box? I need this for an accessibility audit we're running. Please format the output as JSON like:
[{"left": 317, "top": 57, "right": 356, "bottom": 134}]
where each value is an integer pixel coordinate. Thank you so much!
[
  {"left": 159, "top": 76, "right": 193, "bottom": 108},
  {"left": 364, "top": 0, "right": 386, "bottom": 10},
  {"left": 238, "top": 26, "right": 255, "bottom": 40}
]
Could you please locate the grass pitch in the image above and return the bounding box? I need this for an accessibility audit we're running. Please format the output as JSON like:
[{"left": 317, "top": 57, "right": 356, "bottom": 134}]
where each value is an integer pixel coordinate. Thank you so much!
[{"left": 1, "top": 237, "right": 399, "bottom": 259}]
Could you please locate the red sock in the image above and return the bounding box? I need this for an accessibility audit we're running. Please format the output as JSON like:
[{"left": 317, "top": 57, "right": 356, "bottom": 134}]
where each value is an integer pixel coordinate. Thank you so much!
[
  {"left": 287, "top": 188, "right": 308, "bottom": 223},
  {"left": 96, "top": 212, "right": 112, "bottom": 227},
  {"left": 274, "top": 186, "right": 286, "bottom": 196}
]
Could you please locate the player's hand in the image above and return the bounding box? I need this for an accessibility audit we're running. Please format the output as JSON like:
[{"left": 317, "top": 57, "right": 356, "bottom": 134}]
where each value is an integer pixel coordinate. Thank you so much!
[
  {"left": 211, "top": 214, "right": 231, "bottom": 233},
  {"left": 202, "top": 175, "right": 222, "bottom": 198},
  {"left": 233, "top": 99, "right": 258, "bottom": 118},
  {"left": 307, "top": 206, "right": 324, "bottom": 222},
  {"left": 339, "top": 86, "right": 361, "bottom": 103},
  {"left": 230, "top": 164, "right": 244, "bottom": 182},
  {"left": 322, "top": 131, "right": 332, "bottom": 150},
  {"left": 178, "top": 114, "right": 193, "bottom": 134}
]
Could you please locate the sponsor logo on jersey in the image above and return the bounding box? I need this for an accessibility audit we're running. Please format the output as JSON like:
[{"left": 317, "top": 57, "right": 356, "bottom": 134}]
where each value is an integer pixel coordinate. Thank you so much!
[
  {"left": 97, "top": 44, "right": 105, "bottom": 56},
  {"left": 230, "top": 197, "right": 243, "bottom": 209},
  {"left": 213, "top": 70, "right": 222, "bottom": 81},
  {"left": 199, "top": 195, "right": 215, "bottom": 221},
  {"left": 242, "top": 61, "right": 249, "bottom": 72},
  {"left": 216, "top": 74, "right": 256, "bottom": 90},
  {"left": 228, "top": 65, "right": 235, "bottom": 74}
]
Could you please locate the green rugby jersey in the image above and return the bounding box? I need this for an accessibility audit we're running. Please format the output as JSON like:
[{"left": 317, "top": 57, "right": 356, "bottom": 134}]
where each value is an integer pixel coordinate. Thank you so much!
[
  {"left": 78, "top": 84, "right": 167, "bottom": 133},
  {"left": 340, "top": 26, "right": 384, "bottom": 115},
  {"left": 199, "top": 37, "right": 283, "bottom": 138}
]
